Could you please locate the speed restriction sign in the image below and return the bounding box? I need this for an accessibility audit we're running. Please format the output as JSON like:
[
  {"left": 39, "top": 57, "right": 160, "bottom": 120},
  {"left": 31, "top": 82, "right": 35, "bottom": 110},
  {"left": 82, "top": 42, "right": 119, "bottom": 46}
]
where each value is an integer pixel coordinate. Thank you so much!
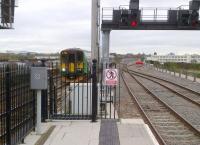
[{"left": 104, "top": 69, "right": 118, "bottom": 86}]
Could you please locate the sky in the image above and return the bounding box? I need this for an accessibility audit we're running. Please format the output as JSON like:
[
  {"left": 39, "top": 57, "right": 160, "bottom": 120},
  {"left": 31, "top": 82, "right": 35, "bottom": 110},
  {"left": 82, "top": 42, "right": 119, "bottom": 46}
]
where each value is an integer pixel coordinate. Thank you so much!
[{"left": 0, "top": 0, "right": 200, "bottom": 55}]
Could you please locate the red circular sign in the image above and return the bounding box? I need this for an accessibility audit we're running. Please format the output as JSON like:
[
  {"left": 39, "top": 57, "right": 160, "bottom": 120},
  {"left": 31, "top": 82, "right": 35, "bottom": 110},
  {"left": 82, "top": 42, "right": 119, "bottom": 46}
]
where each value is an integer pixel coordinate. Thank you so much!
[{"left": 106, "top": 70, "right": 117, "bottom": 80}]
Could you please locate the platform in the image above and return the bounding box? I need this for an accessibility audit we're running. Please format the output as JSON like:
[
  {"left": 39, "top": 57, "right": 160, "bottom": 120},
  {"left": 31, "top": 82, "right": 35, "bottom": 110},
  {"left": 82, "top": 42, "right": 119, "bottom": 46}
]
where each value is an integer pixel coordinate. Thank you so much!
[
  {"left": 20, "top": 119, "right": 159, "bottom": 145},
  {"left": 119, "top": 119, "right": 159, "bottom": 145}
]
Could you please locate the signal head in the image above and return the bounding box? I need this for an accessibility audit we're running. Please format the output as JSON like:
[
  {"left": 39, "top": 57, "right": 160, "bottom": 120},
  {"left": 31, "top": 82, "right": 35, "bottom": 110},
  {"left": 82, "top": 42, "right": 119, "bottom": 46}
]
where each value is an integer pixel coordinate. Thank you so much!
[{"left": 131, "top": 21, "right": 138, "bottom": 27}]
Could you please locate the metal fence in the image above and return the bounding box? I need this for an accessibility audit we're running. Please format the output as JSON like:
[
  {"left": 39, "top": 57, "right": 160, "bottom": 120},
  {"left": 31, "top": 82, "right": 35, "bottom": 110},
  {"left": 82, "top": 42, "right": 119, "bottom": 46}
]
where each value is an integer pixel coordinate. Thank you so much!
[
  {"left": 0, "top": 65, "right": 35, "bottom": 145},
  {"left": 99, "top": 63, "right": 120, "bottom": 119},
  {"left": 41, "top": 61, "right": 120, "bottom": 121},
  {"left": 0, "top": 60, "right": 121, "bottom": 145},
  {"left": 39, "top": 62, "right": 93, "bottom": 120}
]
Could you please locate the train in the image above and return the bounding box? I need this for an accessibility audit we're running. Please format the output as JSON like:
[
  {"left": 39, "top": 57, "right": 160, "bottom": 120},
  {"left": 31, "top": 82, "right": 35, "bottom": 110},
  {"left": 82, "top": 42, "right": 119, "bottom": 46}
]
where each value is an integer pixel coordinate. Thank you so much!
[{"left": 60, "top": 48, "right": 90, "bottom": 82}]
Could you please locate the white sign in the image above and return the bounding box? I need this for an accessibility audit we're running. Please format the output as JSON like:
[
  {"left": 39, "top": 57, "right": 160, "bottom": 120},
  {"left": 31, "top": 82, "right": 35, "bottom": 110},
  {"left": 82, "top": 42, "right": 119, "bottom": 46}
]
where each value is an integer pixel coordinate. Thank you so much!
[{"left": 104, "top": 69, "right": 118, "bottom": 86}]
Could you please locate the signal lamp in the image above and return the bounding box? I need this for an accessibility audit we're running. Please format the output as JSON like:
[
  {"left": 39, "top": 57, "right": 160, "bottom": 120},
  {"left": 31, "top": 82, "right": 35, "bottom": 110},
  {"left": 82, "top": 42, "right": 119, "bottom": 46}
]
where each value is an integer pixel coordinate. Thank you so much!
[
  {"left": 192, "top": 20, "right": 198, "bottom": 27},
  {"left": 131, "top": 21, "right": 138, "bottom": 27}
]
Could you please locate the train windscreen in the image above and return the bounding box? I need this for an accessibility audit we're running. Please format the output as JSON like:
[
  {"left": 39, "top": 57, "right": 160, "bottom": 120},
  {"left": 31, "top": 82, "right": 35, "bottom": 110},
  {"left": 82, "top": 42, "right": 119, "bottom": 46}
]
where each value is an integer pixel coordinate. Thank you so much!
[
  {"left": 61, "top": 54, "right": 68, "bottom": 62},
  {"left": 77, "top": 52, "right": 83, "bottom": 62},
  {"left": 61, "top": 53, "right": 75, "bottom": 63},
  {"left": 69, "top": 53, "right": 75, "bottom": 62}
]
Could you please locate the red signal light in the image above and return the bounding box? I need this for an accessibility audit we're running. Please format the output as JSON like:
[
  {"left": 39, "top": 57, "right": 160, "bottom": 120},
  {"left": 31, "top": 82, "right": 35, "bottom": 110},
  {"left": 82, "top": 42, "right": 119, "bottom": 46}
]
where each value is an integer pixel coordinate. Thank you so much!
[
  {"left": 131, "top": 21, "right": 138, "bottom": 27},
  {"left": 192, "top": 20, "right": 198, "bottom": 27}
]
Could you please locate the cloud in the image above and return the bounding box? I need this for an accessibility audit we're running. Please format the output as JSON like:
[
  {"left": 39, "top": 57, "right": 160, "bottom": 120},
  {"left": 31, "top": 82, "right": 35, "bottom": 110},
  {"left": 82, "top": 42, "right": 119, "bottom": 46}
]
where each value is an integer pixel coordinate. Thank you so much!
[
  {"left": 110, "top": 30, "right": 200, "bottom": 54},
  {"left": 0, "top": 0, "right": 92, "bottom": 53}
]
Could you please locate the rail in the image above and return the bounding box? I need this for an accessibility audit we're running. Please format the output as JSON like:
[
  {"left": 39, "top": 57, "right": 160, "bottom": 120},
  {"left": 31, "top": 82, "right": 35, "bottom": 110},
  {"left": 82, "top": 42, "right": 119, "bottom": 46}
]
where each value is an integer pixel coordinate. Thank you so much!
[
  {"left": 121, "top": 72, "right": 166, "bottom": 145},
  {"left": 122, "top": 70, "right": 200, "bottom": 144},
  {"left": 129, "top": 70, "right": 200, "bottom": 107},
  {"left": 128, "top": 70, "right": 200, "bottom": 134},
  {"left": 128, "top": 69, "right": 200, "bottom": 95}
]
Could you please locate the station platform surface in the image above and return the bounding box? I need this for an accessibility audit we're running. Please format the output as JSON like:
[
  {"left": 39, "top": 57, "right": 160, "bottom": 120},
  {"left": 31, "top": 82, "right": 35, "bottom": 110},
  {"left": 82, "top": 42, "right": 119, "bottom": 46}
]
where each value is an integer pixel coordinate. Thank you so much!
[
  {"left": 44, "top": 121, "right": 100, "bottom": 145},
  {"left": 119, "top": 119, "right": 159, "bottom": 145},
  {"left": 20, "top": 119, "right": 159, "bottom": 145}
]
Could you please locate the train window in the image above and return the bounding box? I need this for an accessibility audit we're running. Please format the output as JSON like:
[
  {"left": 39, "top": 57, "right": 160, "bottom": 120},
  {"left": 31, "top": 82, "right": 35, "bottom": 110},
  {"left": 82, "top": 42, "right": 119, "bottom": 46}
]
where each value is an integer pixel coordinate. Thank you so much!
[
  {"left": 69, "top": 53, "right": 75, "bottom": 62},
  {"left": 61, "top": 54, "right": 68, "bottom": 62},
  {"left": 77, "top": 52, "right": 83, "bottom": 61}
]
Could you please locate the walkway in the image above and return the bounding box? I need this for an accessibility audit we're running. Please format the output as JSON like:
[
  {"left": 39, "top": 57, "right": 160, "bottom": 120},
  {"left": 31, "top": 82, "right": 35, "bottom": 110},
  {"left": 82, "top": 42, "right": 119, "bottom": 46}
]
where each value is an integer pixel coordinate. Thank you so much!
[{"left": 20, "top": 119, "right": 159, "bottom": 145}]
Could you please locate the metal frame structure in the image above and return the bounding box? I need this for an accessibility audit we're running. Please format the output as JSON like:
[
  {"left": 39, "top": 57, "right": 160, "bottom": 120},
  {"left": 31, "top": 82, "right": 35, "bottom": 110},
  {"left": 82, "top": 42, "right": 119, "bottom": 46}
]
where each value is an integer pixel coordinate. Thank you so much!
[
  {"left": 0, "top": 65, "right": 36, "bottom": 145},
  {"left": 0, "top": 0, "right": 16, "bottom": 29},
  {"left": 101, "top": 0, "right": 200, "bottom": 65},
  {"left": 44, "top": 61, "right": 120, "bottom": 121}
]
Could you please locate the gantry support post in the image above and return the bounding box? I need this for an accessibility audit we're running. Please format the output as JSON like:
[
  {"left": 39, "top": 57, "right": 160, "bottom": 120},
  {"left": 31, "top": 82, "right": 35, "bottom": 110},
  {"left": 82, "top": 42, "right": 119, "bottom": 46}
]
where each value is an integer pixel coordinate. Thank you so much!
[
  {"left": 102, "top": 30, "right": 111, "bottom": 66},
  {"left": 91, "top": 0, "right": 100, "bottom": 63}
]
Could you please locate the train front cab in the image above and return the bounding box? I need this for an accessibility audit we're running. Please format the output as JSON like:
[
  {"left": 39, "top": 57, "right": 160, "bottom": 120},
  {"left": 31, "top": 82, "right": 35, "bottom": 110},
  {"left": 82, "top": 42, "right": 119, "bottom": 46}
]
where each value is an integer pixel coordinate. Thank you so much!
[{"left": 61, "top": 50, "right": 85, "bottom": 81}]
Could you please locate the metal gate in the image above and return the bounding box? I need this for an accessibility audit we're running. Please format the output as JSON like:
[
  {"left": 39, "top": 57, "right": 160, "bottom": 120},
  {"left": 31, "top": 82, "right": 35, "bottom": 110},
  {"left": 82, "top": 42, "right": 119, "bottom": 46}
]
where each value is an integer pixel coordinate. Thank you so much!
[
  {"left": 99, "top": 63, "right": 120, "bottom": 120},
  {"left": 41, "top": 60, "right": 120, "bottom": 121}
]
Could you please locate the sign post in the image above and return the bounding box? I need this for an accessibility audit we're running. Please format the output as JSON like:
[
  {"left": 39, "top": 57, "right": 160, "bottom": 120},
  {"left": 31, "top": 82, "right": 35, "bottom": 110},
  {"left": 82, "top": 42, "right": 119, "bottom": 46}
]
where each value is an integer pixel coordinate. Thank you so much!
[
  {"left": 36, "top": 90, "right": 42, "bottom": 134},
  {"left": 30, "top": 67, "right": 48, "bottom": 135}
]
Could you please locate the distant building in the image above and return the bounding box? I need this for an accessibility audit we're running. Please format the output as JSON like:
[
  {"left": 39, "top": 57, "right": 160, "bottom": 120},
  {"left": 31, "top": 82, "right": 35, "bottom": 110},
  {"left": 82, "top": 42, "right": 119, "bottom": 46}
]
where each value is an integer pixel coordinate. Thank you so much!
[
  {"left": 146, "top": 54, "right": 200, "bottom": 63},
  {"left": 6, "top": 50, "right": 37, "bottom": 55},
  {"left": 34, "top": 55, "right": 59, "bottom": 60}
]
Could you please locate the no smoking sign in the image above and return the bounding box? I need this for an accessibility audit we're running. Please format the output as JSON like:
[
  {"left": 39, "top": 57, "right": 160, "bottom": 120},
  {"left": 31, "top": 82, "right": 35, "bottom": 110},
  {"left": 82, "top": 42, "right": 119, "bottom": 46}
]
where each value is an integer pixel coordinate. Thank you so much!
[{"left": 104, "top": 69, "right": 118, "bottom": 86}]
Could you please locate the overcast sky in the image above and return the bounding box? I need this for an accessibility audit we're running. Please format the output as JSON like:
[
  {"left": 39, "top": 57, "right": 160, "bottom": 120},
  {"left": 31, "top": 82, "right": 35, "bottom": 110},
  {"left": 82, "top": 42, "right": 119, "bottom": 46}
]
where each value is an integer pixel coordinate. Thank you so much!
[{"left": 0, "top": 0, "right": 200, "bottom": 55}]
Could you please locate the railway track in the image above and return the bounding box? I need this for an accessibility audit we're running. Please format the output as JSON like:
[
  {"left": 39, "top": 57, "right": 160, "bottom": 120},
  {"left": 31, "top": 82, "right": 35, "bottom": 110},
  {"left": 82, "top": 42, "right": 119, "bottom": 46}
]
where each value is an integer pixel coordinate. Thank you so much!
[
  {"left": 128, "top": 69, "right": 200, "bottom": 107},
  {"left": 127, "top": 69, "right": 200, "bottom": 131},
  {"left": 122, "top": 71, "right": 200, "bottom": 145},
  {"left": 128, "top": 67, "right": 200, "bottom": 95}
]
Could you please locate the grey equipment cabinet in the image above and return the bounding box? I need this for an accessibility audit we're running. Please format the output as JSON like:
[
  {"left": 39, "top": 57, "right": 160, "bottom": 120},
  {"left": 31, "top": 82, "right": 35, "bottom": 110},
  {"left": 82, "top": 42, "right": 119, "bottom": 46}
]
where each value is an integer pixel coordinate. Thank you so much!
[{"left": 30, "top": 67, "right": 48, "bottom": 90}]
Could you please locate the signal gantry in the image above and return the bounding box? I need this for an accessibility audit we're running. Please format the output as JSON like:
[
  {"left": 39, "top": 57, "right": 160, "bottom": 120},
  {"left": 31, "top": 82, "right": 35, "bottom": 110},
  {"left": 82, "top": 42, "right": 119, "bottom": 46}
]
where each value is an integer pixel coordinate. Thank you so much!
[
  {"left": 102, "top": 0, "right": 200, "bottom": 30},
  {"left": 0, "top": 0, "right": 16, "bottom": 29},
  {"left": 101, "top": 0, "right": 200, "bottom": 65}
]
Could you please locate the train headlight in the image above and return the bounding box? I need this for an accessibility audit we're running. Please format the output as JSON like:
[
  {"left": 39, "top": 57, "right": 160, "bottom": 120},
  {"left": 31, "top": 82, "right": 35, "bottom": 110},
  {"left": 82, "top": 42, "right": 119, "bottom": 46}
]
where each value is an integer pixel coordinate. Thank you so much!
[{"left": 62, "top": 68, "right": 66, "bottom": 72}]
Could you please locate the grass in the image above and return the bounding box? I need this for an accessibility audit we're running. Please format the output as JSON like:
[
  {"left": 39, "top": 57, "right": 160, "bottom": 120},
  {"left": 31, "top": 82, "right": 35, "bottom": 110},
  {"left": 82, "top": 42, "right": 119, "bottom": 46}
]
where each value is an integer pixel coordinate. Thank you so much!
[{"left": 147, "top": 61, "right": 200, "bottom": 78}]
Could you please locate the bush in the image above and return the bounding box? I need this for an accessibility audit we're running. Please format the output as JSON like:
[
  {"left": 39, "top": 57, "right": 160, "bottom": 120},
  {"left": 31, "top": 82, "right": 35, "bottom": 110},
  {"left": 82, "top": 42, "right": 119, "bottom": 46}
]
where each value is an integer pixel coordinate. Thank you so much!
[{"left": 163, "top": 62, "right": 200, "bottom": 71}]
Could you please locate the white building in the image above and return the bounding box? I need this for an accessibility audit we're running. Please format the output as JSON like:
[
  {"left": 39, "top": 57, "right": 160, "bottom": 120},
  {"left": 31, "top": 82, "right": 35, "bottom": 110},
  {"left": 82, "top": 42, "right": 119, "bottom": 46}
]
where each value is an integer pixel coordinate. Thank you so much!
[
  {"left": 146, "top": 54, "right": 200, "bottom": 63},
  {"left": 34, "top": 55, "right": 59, "bottom": 60}
]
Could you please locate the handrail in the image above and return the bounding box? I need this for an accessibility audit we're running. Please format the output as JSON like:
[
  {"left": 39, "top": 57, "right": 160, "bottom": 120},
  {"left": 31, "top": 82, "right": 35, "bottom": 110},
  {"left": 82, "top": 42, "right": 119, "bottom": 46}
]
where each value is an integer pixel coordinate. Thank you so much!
[
  {"left": 177, "top": 5, "right": 189, "bottom": 10},
  {"left": 102, "top": 7, "right": 172, "bottom": 21}
]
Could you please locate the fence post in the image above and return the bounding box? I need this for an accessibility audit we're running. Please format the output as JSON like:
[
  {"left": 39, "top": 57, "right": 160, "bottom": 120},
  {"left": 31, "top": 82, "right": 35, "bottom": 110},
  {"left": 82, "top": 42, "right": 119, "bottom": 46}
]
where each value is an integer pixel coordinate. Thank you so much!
[
  {"left": 41, "top": 60, "right": 48, "bottom": 122},
  {"left": 92, "top": 59, "right": 98, "bottom": 122},
  {"left": 185, "top": 71, "right": 188, "bottom": 79},
  {"left": 5, "top": 66, "right": 11, "bottom": 145},
  {"left": 193, "top": 73, "right": 196, "bottom": 82},
  {"left": 41, "top": 89, "right": 48, "bottom": 122},
  {"left": 49, "top": 68, "right": 53, "bottom": 117}
]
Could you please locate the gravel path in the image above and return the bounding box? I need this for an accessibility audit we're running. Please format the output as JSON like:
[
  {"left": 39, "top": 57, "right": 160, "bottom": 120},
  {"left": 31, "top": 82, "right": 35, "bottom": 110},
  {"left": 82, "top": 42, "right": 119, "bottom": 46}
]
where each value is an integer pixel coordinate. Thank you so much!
[{"left": 117, "top": 74, "right": 141, "bottom": 119}]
